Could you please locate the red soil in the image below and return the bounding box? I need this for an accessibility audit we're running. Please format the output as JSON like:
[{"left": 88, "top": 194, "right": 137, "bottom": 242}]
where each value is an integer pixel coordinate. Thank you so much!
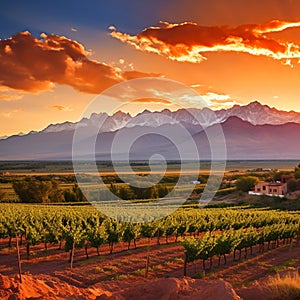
[{"left": 0, "top": 237, "right": 300, "bottom": 299}]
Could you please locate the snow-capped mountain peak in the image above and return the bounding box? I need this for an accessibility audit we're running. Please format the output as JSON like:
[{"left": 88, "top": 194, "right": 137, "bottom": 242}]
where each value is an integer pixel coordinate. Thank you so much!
[
  {"left": 221, "top": 101, "right": 300, "bottom": 125},
  {"left": 20, "top": 101, "right": 300, "bottom": 137}
]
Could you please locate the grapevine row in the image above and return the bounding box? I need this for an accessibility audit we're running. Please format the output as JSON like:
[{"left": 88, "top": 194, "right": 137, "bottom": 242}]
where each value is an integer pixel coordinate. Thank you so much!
[
  {"left": 0, "top": 204, "right": 299, "bottom": 262},
  {"left": 182, "top": 222, "right": 299, "bottom": 274}
]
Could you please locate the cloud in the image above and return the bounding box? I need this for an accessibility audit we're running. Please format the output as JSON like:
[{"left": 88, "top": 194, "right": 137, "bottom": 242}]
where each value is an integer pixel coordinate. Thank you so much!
[
  {"left": 0, "top": 31, "right": 157, "bottom": 94},
  {"left": 201, "top": 92, "right": 231, "bottom": 102},
  {"left": 111, "top": 20, "right": 300, "bottom": 65},
  {"left": 149, "top": 88, "right": 236, "bottom": 110},
  {"left": 122, "top": 70, "right": 158, "bottom": 81},
  {"left": 0, "top": 86, "right": 24, "bottom": 101},
  {"left": 0, "top": 93, "right": 23, "bottom": 101},
  {"left": 131, "top": 98, "right": 172, "bottom": 104},
  {"left": 109, "top": 25, "right": 116, "bottom": 31},
  {"left": 190, "top": 84, "right": 202, "bottom": 88},
  {"left": 199, "top": 92, "right": 238, "bottom": 110},
  {"left": 1, "top": 109, "right": 21, "bottom": 118},
  {"left": 51, "top": 105, "right": 73, "bottom": 111}
]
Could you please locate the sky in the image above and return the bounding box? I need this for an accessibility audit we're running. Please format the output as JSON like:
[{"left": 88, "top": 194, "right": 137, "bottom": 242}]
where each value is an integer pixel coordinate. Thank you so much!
[{"left": 1, "top": 0, "right": 300, "bottom": 136}]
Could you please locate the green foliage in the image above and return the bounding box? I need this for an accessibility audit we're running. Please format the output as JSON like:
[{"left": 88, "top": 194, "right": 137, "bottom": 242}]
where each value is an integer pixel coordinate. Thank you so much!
[
  {"left": 63, "top": 217, "right": 87, "bottom": 251},
  {"left": 273, "top": 171, "right": 293, "bottom": 182},
  {"left": 141, "top": 222, "right": 156, "bottom": 238},
  {"left": 287, "top": 179, "right": 300, "bottom": 192},
  {"left": 64, "top": 184, "right": 87, "bottom": 202},
  {"left": 12, "top": 179, "right": 77, "bottom": 203},
  {"left": 122, "top": 224, "right": 140, "bottom": 247},
  {"left": 236, "top": 176, "right": 258, "bottom": 192},
  {"left": 294, "top": 165, "right": 300, "bottom": 179},
  {"left": 182, "top": 222, "right": 299, "bottom": 264},
  {"left": 108, "top": 183, "right": 171, "bottom": 201},
  {"left": 0, "top": 204, "right": 299, "bottom": 259},
  {"left": 13, "top": 180, "right": 54, "bottom": 203}
]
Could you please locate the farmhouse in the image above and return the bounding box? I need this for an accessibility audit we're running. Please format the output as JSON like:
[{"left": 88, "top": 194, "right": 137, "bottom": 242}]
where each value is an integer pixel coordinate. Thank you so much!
[{"left": 249, "top": 181, "right": 287, "bottom": 198}]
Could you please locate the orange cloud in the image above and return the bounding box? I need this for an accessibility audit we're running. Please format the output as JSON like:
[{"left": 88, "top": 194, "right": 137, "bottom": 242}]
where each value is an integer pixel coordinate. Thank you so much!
[
  {"left": 0, "top": 31, "right": 156, "bottom": 94},
  {"left": 0, "top": 93, "right": 23, "bottom": 101},
  {"left": 132, "top": 98, "right": 172, "bottom": 104},
  {"left": 1, "top": 109, "right": 21, "bottom": 118},
  {"left": 0, "top": 86, "right": 24, "bottom": 101},
  {"left": 111, "top": 20, "right": 300, "bottom": 64},
  {"left": 51, "top": 105, "right": 73, "bottom": 111}
]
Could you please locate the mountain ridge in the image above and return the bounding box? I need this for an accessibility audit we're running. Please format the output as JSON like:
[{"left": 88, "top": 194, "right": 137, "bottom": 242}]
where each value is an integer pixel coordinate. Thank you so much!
[
  {"left": 44, "top": 101, "right": 300, "bottom": 133},
  {"left": 1, "top": 115, "right": 300, "bottom": 160},
  {"left": 4, "top": 101, "right": 298, "bottom": 140}
]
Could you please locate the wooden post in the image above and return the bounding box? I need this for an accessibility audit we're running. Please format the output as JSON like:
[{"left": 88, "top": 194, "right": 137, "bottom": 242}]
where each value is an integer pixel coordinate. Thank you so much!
[
  {"left": 183, "top": 252, "right": 187, "bottom": 276},
  {"left": 145, "top": 242, "right": 150, "bottom": 278},
  {"left": 70, "top": 241, "right": 75, "bottom": 269},
  {"left": 26, "top": 242, "right": 30, "bottom": 260},
  {"left": 15, "top": 233, "right": 22, "bottom": 283},
  {"left": 85, "top": 243, "right": 89, "bottom": 259}
]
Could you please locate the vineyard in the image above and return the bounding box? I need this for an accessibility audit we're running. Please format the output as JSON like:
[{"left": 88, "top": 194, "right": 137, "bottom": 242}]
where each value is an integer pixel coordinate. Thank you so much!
[
  {"left": 1, "top": 203, "right": 300, "bottom": 279},
  {"left": 182, "top": 223, "right": 299, "bottom": 273}
]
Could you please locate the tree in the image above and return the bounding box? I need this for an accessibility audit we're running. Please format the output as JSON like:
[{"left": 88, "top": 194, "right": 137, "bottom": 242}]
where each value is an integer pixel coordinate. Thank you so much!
[
  {"left": 109, "top": 183, "right": 118, "bottom": 195},
  {"left": 49, "top": 181, "right": 64, "bottom": 202},
  {"left": 274, "top": 171, "right": 292, "bottom": 182},
  {"left": 294, "top": 165, "right": 300, "bottom": 179},
  {"left": 72, "top": 184, "right": 87, "bottom": 202},
  {"left": 12, "top": 180, "right": 53, "bottom": 203},
  {"left": 157, "top": 185, "right": 169, "bottom": 198},
  {"left": 64, "top": 190, "right": 77, "bottom": 202},
  {"left": 287, "top": 179, "right": 299, "bottom": 192},
  {"left": 0, "top": 189, "right": 6, "bottom": 202},
  {"left": 236, "top": 176, "right": 258, "bottom": 192},
  {"left": 118, "top": 186, "right": 132, "bottom": 200},
  {"left": 64, "top": 184, "right": 87, "bottom": 202}
]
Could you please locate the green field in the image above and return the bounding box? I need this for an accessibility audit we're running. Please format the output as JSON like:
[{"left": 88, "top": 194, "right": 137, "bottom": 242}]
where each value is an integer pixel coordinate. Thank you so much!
[{"left": 0, "top": 160, "right": 298, "bottom": 174}]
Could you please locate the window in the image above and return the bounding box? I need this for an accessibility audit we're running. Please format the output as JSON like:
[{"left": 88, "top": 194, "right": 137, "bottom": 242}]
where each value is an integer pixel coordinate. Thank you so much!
[
  {"left": 262, "top": 186, "right": 266, "bottom": 191},
  {"left": 269, "top": 189, "right": 272, "bottom": 192},
  {"left": 273, "top": 189, "right": 277, "bottom": 193},
  {"left": 257, "top": 188, "right": 261, "bottom": 192}
]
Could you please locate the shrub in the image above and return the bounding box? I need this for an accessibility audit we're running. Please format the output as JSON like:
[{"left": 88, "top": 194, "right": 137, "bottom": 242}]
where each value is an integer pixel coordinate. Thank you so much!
[{"left": 264, "top": 273, "right": 300, "bottom": 300}]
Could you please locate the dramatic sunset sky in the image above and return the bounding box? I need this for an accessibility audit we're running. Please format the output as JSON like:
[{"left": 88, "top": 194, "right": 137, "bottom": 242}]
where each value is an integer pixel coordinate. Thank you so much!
[{"left": 1, "top": 0, "right": 300, "bottom": 136}]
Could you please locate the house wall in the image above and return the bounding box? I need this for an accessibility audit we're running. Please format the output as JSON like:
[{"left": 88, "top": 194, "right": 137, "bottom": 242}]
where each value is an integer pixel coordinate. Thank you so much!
[
  {"left": 254, "top": 182, "right": 268, "bottom": 194},
  {"left": 268, "top": 185, "right": 283, "bottom": 195},
  {"left": 254, "top": 181, "right": 287, "bottom": 196}
]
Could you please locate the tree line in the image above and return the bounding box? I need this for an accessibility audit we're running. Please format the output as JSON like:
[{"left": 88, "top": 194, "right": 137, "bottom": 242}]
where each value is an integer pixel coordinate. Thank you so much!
[
  {"left": 3, "top": 179, "right": 173, "bottom": 203},
  {"left": 12, "top": 180, "right": 86, "bottom": 203}
]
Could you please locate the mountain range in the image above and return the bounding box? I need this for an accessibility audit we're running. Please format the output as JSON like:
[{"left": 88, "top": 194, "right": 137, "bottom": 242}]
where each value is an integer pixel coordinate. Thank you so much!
[
  {"left": 1, "top": 101, "right": 300, "bottom": 160},
  {"left": 36, "top": 101, "right": 300, "bottom": 134}
]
